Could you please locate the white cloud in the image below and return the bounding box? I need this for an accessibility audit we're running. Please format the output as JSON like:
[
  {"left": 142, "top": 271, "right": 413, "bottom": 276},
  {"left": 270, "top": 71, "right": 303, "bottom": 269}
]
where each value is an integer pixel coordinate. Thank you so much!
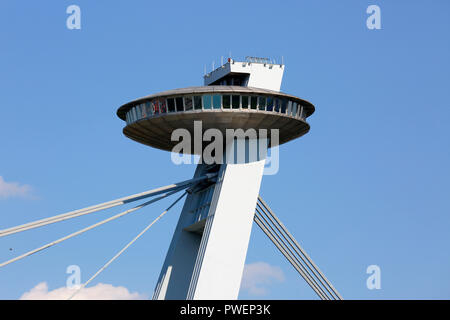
[
  {"left": 20, "top": 282, "right": 147, "bottom": 300},
  {"left": 240, "top": 262, "right": 285, "bottom": 296},
  {"left": 0, "top": 176, "right": 33, "bottom": 199}
]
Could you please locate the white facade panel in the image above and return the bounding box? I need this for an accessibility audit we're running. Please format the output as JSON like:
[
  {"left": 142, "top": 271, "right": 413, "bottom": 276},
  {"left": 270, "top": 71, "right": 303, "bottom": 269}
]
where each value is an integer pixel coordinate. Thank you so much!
[
  {"left": 190, "top": 159, "right": 265, "bottom": 299},
  {"left": 204, "top": 60, "right": 284, "bottom": 92}
]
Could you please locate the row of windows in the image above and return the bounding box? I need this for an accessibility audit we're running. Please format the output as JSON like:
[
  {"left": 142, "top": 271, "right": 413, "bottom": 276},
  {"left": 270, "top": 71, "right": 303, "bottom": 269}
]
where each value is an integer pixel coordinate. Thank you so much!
[{"left": 125, "top": 94, "right": 307, "bottom": 125}]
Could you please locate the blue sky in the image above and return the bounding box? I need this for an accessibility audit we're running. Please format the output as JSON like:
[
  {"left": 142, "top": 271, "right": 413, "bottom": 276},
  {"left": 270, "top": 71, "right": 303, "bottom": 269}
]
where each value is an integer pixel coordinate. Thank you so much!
[{"left": 0, "top": 0, "right": 449, "bottom": 299}]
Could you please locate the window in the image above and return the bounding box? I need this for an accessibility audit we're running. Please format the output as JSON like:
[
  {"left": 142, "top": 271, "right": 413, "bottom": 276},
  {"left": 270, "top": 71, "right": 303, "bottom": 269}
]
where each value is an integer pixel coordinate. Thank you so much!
[
  {"left": 250, "top": 96, "right": 258, "bottom": 109},
  {"left": 292, "top": 102, "right": 298, "bottom": 117},
  {"left": 135, "top": 105, "right": 141, "bottom": 119},
  {"left": 299, "top": 106, "right": 304, "bottom": 119},
  {"left": 223, "top": 95, "right": 231, "bottom": 109},
  {"left": 132, "top": 107, "right": 138, "bottom": 121},
  {"left": 258, "top": 96, "right": 266, "bottom": 110},
  {"left": 152, "top": 99, "right": 159, "bottom": 114},
  {"left": 203, "top": 95, "right": 212, "bottom": 109},
  {"left": 159, "top": 99, "right": 167, "bottom": 113},
  {"left": 287, "top": 101, "right": 292, "bottom": 115},
  {"left": 212, "top": 95, "right": 221, "bottom": 109},
  {"left": 194, "top": 96, "right": 202, "bottom": 110},
  {"left": 184, "top": 96, "right": 193, "bottom": 111},
  {"left": 136, "top": 104, "right": 141, "bottom": 118},
  {"left": 141, "top": 103, "right": 148, "bottom": 118},
  {"left": 167, "top": 98, "right": 175, "bottom": 112},
  {"left": 281, "top": 99, "right": 287, "bottom": 114},
  {"left": 242, "top": 96, "right": 249, "bottom": 109},
  {"left": 266, "top": 97, "right": 273, "bottom": 111},
  {"left": 176, "top": 97, "right": 184, "bottom": 112},
  {"left": 274, "top": 99, "right": 280, "bottom": 112},
  {"left": 126, "top": 112, "right": 130, "bottom": 124},
  {"left": 145, "top": 102, "right": 153, "bottom": 116},
  {"left": 232, "top": 95, "right": 240, "bottom": 109}
]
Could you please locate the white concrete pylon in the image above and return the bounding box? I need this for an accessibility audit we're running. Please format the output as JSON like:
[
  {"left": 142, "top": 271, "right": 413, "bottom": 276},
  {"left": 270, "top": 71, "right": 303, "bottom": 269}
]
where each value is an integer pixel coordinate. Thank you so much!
[{"left": 153, "top": 140, "right": 266, "bottom": 300}]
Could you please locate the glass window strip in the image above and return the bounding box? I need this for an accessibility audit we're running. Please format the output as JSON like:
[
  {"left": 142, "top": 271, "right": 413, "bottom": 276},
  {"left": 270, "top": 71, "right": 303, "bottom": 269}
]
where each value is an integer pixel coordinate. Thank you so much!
[
  {"left": 203, "top": 95, "right": 212, "bottom": 109},
  {"left": 194, "top": 96, "right": 202, "bottom": 110},
  {"left": 242, "top": 96, "right": 249, "bottom": 109},
  {"left": 167, "top": 98, "right": 175, "bottom": 112},
  {"left": 185, "top": 96, "right": 193, "bottom": 111},
  {"left": 250, "top": 96, "right": 257, "bottom": 109},
  {"left": 266, "top": 97, "right": 273, "bottom": 111},
  {"left": 232, "top": 95, "right": 240, "bottom": 109},
  {"left": 274, "top": 98, "right": 280, "bottom": 112},
  {"left": 281, "top": 99, "right": 287, "bottom": 114},
  {"left": 176, "top": 97, "right": 184, "bottom": 112},
  {"left": 212, "top": 94, "right": 221, "bottom": 109},
  {"left": 258, "top": 96, "right": 266, "bottom": 111},
  {"left": 223, "top": 95, "right": 231, "bottom": 109}
]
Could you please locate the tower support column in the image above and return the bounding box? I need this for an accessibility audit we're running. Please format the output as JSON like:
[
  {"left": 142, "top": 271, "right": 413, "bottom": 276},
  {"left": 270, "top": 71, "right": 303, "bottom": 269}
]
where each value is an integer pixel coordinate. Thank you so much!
[{"left": 153, "top": 141, "right": 266, "bottom": 300}]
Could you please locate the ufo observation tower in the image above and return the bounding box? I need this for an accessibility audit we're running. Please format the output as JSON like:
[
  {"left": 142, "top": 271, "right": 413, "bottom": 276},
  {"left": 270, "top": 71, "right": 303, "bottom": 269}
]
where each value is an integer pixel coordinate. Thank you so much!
[
  {"left": 116, "top": 57, "right": 341, "bottom": 300},
  {"left": 0, "top": 57, "right": 341, "bottom": 301}
]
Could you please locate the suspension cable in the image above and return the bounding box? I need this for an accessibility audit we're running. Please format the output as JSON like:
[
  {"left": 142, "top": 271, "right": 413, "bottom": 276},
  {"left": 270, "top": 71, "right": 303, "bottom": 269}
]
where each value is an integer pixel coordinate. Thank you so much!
[
  {"left": 255, "top": 208, "right": 331, "bottom": 300},
  {"left": 256, "top": 203, "right": 336, "bottom": 300},
  {"left": 68, "top": 191, "right": 188, "bottom": 300},
  {"left": 253, "top": 214, "right": 327, "bottom": 300},
  {"left": 258, "top": 196, "right": 343, "bottom": 300},
  {"left": 0, "top": 174, "right": 215, "bottom": 238},
  {"left": 0, "top": 188, "right": 186, "bottom": 269}
]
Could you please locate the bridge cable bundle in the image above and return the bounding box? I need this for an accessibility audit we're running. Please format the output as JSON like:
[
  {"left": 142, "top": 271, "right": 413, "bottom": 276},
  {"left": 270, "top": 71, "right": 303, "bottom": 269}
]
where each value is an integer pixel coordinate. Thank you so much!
[{"left": 0, "top": 173, "right": 342, "bottom": 300}]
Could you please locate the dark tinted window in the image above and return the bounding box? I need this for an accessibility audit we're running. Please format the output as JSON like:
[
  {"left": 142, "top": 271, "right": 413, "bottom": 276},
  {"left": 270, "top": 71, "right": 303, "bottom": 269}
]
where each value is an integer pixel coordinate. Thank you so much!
[
  {"left": 194, "top": 96, "right": 202, "bottom": 110},
  {"left": 167, "top": 98, "right": 175, "bottom": 112},
  {"left": 266, "top": 97, "right": 273, "bottom": 111},
  {"left": 176, "top": 97, "right": 184, "bottom": 112},
  {"left": 232, "top": 95, "right": 240, "bottom": 109},
  {"left": 258, "top": 96, "right": 266, "bottom": 110},
  {"left": 250, "top": 96, "right": 258, "bottom": 109},
  {"left": 281, "top": 99, "right": 287, "bottom": 114},
  {"left": 184, "top": 96, "right": 193, "bottom": 111},
  {"left": 223, "top": 95, "right": 231, "bottom": 109},
  {"left": 242, "top": 96, "right": 249, "bottom": 109},
  {"left": 274, "top": 99, "right": 280, "bottom": 112}
]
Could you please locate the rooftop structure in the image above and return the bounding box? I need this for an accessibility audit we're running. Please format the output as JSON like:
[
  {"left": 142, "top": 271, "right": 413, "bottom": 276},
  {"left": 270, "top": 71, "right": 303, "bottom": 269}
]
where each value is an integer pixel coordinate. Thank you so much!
[{"left": 203, "top": 57, "right": 285, "bottom": 91}]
